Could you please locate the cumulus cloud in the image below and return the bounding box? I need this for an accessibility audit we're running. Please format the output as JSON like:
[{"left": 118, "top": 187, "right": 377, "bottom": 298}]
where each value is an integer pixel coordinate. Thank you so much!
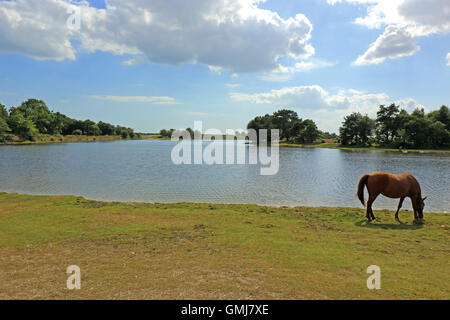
[
  {"left": 260, "top": 59, "right": 336, "bottom": 81},
  {"left": 89, "top": 95, "right": 179, "bottom": 105},
  {"left": 0, "top": 0, "right": 315, "bottom": 73},
  {"left": 230, "top": 84, "right": 424, "bottom": 131},
  {"left": 328, "top": 0, "right": 450, "bottom": 64},
  {"left": 447, "top": 52, "right": 450, "bottom": 66},
  {"left": 121, "top": 56, "right": 146, "bottom": 67},
  {"left": 354, "top": 26, "right": 419, "bottom": 65},
  {"left": 0, "top": 0, "right": 78, "bottom": 60}
]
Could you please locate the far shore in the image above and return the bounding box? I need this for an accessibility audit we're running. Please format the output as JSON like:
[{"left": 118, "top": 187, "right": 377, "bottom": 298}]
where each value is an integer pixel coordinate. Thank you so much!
[
  {"left": 0, "top": 134, "right": 159, "bottom": 146},
  {"left": 278, "top": 142, "right": 450, "bottom": 154},
  {"left": 2, "top": 134, "right": 450, "bottom": 154}
]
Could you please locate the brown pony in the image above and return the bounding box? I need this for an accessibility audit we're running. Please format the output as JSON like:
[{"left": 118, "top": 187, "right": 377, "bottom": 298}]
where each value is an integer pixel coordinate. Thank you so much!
[{"left": 357, "top": 172, "right": 427, "bottom": 221}]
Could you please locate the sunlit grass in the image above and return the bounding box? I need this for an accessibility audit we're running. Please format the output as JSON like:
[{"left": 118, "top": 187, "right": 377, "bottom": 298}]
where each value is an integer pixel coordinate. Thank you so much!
[{"left": 0, "top": 193, "right": 448, "bottom": 299}]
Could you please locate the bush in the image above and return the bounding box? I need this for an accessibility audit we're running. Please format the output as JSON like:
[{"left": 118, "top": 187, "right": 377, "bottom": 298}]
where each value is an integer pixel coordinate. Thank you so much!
[{"left": 0, "top": 134, "right": 14, "bottom": 143}]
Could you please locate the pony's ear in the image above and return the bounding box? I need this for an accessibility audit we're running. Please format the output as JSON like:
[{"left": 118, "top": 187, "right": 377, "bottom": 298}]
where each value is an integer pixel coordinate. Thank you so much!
[{"left": 422, "top": 196, "right": 427, "bottom": 201}]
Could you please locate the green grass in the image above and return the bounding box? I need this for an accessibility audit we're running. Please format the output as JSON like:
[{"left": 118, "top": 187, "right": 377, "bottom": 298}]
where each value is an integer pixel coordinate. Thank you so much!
[
  {"left": 279, "top": 142, "right": 450, "bottom": 153},
  {"left": 0, "top": 192, "right": 448, "bottom": 299}
]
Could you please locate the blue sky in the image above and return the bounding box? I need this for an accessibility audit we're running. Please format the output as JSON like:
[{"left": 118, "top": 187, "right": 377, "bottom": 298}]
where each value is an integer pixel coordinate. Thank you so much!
[{"left": 0, "top": 0, "right": 449, "bottom": 133}]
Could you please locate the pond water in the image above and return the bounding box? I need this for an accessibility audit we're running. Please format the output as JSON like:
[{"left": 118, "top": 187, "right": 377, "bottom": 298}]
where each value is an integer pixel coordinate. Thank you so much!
[{"left": 0, "top": 140, "right": 449, "bottom": 212}]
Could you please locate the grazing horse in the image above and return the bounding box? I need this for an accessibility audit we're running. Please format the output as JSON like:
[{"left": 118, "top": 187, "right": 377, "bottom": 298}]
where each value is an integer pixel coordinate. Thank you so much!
[{"left": 357, "top": 172, "right": 427, "bottom": 221}]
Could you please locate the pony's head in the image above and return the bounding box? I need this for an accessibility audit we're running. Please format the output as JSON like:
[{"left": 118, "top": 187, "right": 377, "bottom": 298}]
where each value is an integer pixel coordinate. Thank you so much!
[{"left": 417, "top": 196, "right": 427, "bottom": 218}]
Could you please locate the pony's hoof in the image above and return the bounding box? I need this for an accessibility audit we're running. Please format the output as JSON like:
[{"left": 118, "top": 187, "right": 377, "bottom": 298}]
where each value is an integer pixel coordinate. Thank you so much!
[{"left": 413, "top": 219, "right": 424, "bottom": 225}]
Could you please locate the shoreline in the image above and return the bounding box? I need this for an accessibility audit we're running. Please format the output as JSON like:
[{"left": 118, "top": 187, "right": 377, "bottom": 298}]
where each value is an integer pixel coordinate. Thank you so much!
[
  {"left": 0, "top": 134, "right": 159, "bottom": 146},
  {"left": 279, "top": 142, "right": 450, "bottom": 154},
  {"left": 0, "top": 192, "right": 447, "bottom": 214},
  {"left": 2, "top": 135, "right": 450, "bottom": 153}
]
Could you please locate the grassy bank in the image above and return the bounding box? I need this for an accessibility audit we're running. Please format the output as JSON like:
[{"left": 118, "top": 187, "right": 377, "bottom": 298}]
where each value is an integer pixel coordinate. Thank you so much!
[
  {"left": 0, "top": 134, "right": 157, "bottom": 145},
  {"left": 279, "top": 142, "right": 450, "bottom": 153},
  {"left": 0, "top": 193, "right": 448, "bottom": 299}
]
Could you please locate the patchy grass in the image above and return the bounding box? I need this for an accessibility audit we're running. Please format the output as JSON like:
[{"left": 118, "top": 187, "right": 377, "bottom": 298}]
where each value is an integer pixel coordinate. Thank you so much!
[{"left": 0, "top": 193, "right": 448, "bottom": 300}]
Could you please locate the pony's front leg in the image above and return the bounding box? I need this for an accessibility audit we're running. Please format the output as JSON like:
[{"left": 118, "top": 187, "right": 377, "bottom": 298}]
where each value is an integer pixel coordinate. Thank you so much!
[{"left": 412, "top": 198, "right": 419, "bottom": 220}]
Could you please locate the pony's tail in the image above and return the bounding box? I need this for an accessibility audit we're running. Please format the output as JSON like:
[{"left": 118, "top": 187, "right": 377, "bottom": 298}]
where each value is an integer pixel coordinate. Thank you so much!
[{"left": 357, "top": 174, "right": 369, "bottom": 207}]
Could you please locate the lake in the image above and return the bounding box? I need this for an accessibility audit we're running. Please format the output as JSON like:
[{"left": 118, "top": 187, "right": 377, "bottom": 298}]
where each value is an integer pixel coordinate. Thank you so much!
[{"left": 0, "top": 140, "right": 449, "bottom": 212}]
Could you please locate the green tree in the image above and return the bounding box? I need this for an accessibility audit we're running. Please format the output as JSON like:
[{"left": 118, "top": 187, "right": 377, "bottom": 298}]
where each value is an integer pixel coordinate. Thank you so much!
[
  {"left": 320, "top": 131, "right": 338, "bottom": 140},
  {"left": 0, "top": 117, "right": 10, "bottom": 134},
  {"left": 272, "top": 109, "right": 299, "bottom": 141},
  {"left": 0, "top": 104, "right": 10, "bottom": 134},
  {"left": 0, "top": 104, "right": 8, "bottom": 120},
  {"left": 247, "top": 110, "right": 320, "bottom": 144},
  {"left": 376, "top": 104, "right": 400, "bottom": 144},
  {"left": 404, "top": 116, "right": 430, "bottom": 148},
  {"left": 72, "top": 129, "right": 83, "bottom": 136},
  {"left": 7, "top": 112, "right": 38, "bottom": 140},
  {"left": 428, "top": 121, "right": 449, "bottom": 147},
  {"left": 186, "top": 128, "right": 194, "bottom": 139},
  {"left": 428, "top": 105, "right": 450, "bottom": 131},
  {"left": 411, "top": 108, "right": 425, "bottom": 118},
  {"left": 160, "top": 129, "right": 168, "bottom": 137},
  {"left": 293, "top": 119, "right": 320, "bottom": 144},
  {"left": 339, "top": 113, "right": 375, "bottom": 145},
  {"left": 301, "top": 119, "right": 320, "bottom": 143},
  {"left": 114, "top": 126, "right": 134, "bottom": 139},
  {"left": 83, "top": 120, "right": 101, "bottom": 136},
  {"left": 98, "top": 121, "right": 116, "bottom": 136},
  {"left": 247, "top": 114, "right": 275, "bottom": 143},
  {"left": 12, "top": 99, "right": 54, "bottom": 134}
]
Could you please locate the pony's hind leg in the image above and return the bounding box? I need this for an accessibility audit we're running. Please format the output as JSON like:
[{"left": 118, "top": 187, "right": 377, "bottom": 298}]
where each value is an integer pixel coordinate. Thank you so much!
[{"left": 367, "top": 194, "right": 378, "bottom": 221}]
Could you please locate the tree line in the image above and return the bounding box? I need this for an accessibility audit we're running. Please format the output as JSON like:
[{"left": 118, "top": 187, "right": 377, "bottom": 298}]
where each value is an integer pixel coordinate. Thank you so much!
[
  {"left": 159, "top": 109, "right": 337, "bottom": 143},
  {"left": 247, "top": 109, "right": 325, "bottom": 144},
  {"left": 0, "top": 99, "right": 137, "bottom": 141},
  {"left": 159, "top": 128, "right": 241, "bottom": 140},
  {"left": 339, "top": 104, "right": 450, "bottom": 149},
  {"left": 131, "top": 104, "right": 450, "bottom": 150}
]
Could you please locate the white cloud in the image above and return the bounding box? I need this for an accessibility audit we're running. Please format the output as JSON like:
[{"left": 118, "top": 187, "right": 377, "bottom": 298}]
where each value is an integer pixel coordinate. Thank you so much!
[
  {"left": 208, "top": 66, "right": 224, "bottom": 75},
  {"left": 89, "top": 95, "right": 179, "bottom": 105},
  {"left": 225, "top": 83, "right": 240, "bottom": 88},
  {"left": 122, "top": 56, "right": 146, "bottom": 66},
  {"left": 260, "top": 59, "right": 336, "bottom": 81},
  {"left": 447, "top": 52, "right": 450, "bottom": 66},
  {"left": 0, "top": 0, "right": 315, "bottom": 74},
  {"left": 0, "top": 0, "right": 78, "bottom": 60},
  {"left": 328, "top": 0, "right": 450, "bottom": 64},
  {"left": 329, "top": 0, "right": 450, "bottom": 36},
  {"left": 259, "top": 73, "right": 292, "bottom": 82},
  {"left": 354, "top": 26, "right": 419, "bottom": 65},
  {"left": 230, "top": 84, "right": 424, "bottom": 131}
]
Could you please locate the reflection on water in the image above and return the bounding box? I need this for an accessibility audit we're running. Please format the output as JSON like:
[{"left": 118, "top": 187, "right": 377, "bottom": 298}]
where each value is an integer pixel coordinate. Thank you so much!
[{"left": 0, "top": 140, "right": 449, "bottom": 212}]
